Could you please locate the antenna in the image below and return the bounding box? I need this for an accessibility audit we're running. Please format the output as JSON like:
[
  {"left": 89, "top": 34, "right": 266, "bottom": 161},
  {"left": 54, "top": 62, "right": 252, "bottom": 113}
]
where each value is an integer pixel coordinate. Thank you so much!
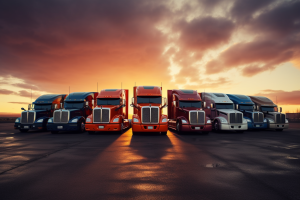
[
  {"left": 121, "top": 82, "right": 122, "bottom": 89},
  {"left": 69, "top": 86, "right": 70, "bottom": 94},
  {"left": 31, "top": 88, "right": 32, "bottom": 103},
  {"left": 276, "top": 96, "right": 277, "bottom": 104},
  {"left": 97, "top": 82, "right": 98, "bottom": 93},
  {"left": 161, "top": 82, "right": 162, "bottom": 87},
  {"left": 135, "top": 82, "right": 136, "bottom": 86}
]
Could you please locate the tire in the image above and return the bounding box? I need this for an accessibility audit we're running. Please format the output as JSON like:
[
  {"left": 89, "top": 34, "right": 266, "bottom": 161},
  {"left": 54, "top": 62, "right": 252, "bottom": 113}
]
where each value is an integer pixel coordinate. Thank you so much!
[
  {"left": 176, "top": 122, "right": 181, "bottom": 134},
  {"left": 78, "top": 121, "right": 85, "bottom": 133},
  {"left": 276, "top": 129, "right": 283, "bottom": 132},
  {"left": 161, "top": 132, "right": 167, "bottom": 135},
  {"left": 51, "top": 131, "right": 59, "bottom": 134},
  {"left": 213, "top": 121, "right": 220, "bottom": 132},
  {"left": 20, "top": 129, "right": 29, "bottom": 133}
]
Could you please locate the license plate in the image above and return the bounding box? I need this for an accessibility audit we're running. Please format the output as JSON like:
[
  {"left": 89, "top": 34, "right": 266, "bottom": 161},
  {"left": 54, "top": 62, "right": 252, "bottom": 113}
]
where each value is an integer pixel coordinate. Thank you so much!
[
  {"left": 98, "top": 126, "right": 104, "bottom": 129},
  {"left": 195, "top": 127, "right": 200, "bottom": 130},
  {"left": 256, "top": 125, "right": 260, "bottom": 127},
  {"left": 24, "top": 126, "right": 29, "bottom": 129},
  {"left": 57, "top": 126, "right": 63, "bottom": 129},
  {"left": 148, "top": 126, "right": 153, "bottom": 129}
]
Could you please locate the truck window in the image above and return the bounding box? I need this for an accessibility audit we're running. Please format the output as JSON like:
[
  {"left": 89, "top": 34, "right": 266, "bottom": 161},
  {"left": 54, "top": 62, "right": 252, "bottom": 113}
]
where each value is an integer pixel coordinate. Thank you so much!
[
  {"left": 97, "top": 98, "right": 120, "bottom": 105},
  {"left": 239, "top": 105, "right": 253, "bottom": 111},
  {"left": 33, "top": 104, "right": 52, "bottom": 110},
  {"left": 64, "top": 102, "right": 84, "bottom": 109},
  {"left": 137, "top": 96, "right": 161, "bottom": 104},
  {"left": 215, "top": 103, "right": 234, "bottom": 109},
  {"left": 179, "top": 101, "right": 202, "bottom": 108},
  {"left": 261, "top": 106, "right": 276, "bottom": 112}
]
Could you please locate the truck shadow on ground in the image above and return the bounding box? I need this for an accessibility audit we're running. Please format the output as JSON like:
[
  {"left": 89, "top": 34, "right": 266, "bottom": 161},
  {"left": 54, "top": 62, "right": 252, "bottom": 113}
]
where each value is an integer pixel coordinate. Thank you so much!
[
  {"left": 88, "top": 127, "right": 131, "bottom": 135},
  {"left": 168, "top": 128, "right": 210, "bottom": 136}
]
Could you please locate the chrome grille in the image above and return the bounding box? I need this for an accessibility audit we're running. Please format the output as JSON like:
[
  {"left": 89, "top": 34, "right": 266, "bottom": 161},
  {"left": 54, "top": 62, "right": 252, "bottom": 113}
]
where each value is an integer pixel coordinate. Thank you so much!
[
  {"left": 276, "top": 114, "right": 280, "bottom": 123},
  {"left": 230, "top": 113, "right": 243, "bottom": 124},
  {"left": 189, "top": 111, "right": 205, "bottom": 124},
  {"left": 53, "top": 111, "right": 61, "bottom": 123},
  {"left": 53, "top": 110, "right": 69, "bottom": 123},
  {"left": 253, "top": 113, "right": 258, "bottom": 122},
  {"left": 259, "top": 113, "right": 264, "bottom": 122},
  {"left": 281, "top": 114, "right": 286, "bottom": 123},
  {"left": 61, "top": 111, "right": 69, "bottom": 123},
  {"left": 93, "top": 108, "right": 110, "bottom": 123},
  {"left": 28, "top": 112, "right": 35, "bottom": 124},
  {"left": 21, "top": 112, "right": 27, "bottom": 124},
  {"left": 142, "top": 107, "right": 159, "bottom": 124},
  {"left": 253, "top": 112, "right": 264, "bottom": 123},
  {"left": 275, "top": 114, "right": 286, "bottom": 124}
]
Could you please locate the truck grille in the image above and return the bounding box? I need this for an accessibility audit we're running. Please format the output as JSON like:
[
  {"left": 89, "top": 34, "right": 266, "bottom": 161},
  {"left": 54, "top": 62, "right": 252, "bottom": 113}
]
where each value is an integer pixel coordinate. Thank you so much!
[
  {"left": 276, "top": 114, "right": 286, "bottom": 124},
  {"left": 189, "top": 111, "right": 205, "bottom": 124},
  {"left": 93, "top": 108, "right": 110, "bottom": 123},
  {"left": 253, "top": 112, "right": 264, "bottom": 123},
  {"left": 230, "top": 113, "right": 243, "bottom": 124},
  {"left": 53, "top": 110, "right": 69, "bottom": 123},
  {"left": 142, "top": 107, "right": 159, "bottom": 123},
  {"left": 21, "top": 111, "right": 35, "bottom": 124}
]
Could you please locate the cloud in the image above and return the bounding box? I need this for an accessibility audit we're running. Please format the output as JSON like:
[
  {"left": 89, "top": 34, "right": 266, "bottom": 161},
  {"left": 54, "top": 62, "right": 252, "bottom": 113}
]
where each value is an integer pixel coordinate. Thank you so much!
[
  {"left": 0, "top": 88, "right": 41, "bottom": 99},
  {"left": 0, "top": 89, "right": 15, "bottom": 95},
  {"left": 253, "top": 89, "right": 300, "bottom": 105}
]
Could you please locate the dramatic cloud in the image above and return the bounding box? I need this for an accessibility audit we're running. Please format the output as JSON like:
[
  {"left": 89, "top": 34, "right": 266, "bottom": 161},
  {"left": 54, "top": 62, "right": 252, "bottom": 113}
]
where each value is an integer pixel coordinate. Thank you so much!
[
  {"left": 0, "top": 89, "right": 15, "bottom": 95},
  {"left": 254, "top": 89, "right": 300, "bottom": 105}
]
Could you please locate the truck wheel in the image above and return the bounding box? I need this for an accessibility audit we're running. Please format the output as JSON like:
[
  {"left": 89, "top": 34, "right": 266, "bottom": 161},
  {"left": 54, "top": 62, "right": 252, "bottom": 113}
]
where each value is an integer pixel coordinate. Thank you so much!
[
  {"left": 213, "top": 121, "right": 220, "bottom": 132},
  {"left": 161, "top": 132, "right": 167, "bottom": 135},
  {"left": 276, "top": 129, "right": 283, "bottom": 132},
  {"left": 78, "top": 121, "right": 85, "bottom": 133},
  {"left": 176, "top": 122, "right": 181, "bottom": 133},
  {"left": 20, "top": 129, "right": 29, "bottom": 133},
  {"left": 51, "top": 131, "right": 59, "bottom": 134}
]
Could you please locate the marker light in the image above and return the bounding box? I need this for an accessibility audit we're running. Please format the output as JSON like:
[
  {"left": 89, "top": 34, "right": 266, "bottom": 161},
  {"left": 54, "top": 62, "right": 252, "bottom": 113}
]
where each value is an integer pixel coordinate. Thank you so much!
[
  {"left": 48, "top": 118, "right": 53, "bottom": 123},
  {"left": 207, "top": 120, "right": 211, "bottom": 123}
]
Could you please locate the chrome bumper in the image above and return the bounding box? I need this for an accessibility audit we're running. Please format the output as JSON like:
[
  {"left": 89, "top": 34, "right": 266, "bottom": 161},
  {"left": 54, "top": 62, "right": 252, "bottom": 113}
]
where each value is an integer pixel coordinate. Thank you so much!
[{"left": 220, "top": 123, "right": 248, "bottom": 131}]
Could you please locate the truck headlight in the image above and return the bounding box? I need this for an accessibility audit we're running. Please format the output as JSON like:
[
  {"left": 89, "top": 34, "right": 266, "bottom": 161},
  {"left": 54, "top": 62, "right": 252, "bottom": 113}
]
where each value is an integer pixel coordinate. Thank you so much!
[
  {"left": 220, "top": 118, "right": 227, "bottom": 123},
  {"left": 133, "top": 118, "right": 139, "bottom": 123},
  {"left": 162, "top": 118, "right": 167, "bottom": 122},
  {"left": 48, "top": 118, "right": 53, "bottom": 123},
  {"left": 37, "top": 119, "right": 43, "bottom": 123},
  {"left": 86, "top": 118, "right": 91, "bottom": 122},
  {"left": 285, "top": 119, "right": 288, "bottom": 123},
  {"left": 15, "top": 118, "right": 20, "bottom": 123},
  {"left": 182, "top": 119, "right": 188, "bottom": 124},
  {"left": 71, "top": 118, "right": 78, "bottom": 123},
  {"left": 246, "top": 119, "right": 251, "bottom": 123},
  {"left": 207, "top": 120, "right": 211, "bottom": 124},
  {"left": 268, "top": 119, "right": 274, "bottom": 123},
  {"left": 113, "top": 118, "right": 119, "bottom": 122},
  {"left": 264, "top": 119, "right": 267, "bottom": 122}
]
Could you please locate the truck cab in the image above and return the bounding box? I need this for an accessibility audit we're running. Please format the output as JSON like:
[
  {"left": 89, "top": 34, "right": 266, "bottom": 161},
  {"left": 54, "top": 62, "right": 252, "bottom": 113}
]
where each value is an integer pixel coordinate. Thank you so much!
[
  {"left": 227, "top": 94, "right": 268, "bottom": 130},
  {"left": 47, "top": 92, "right": 98, "bottom": 133},
  {"left": 249, "top": 96, "right": 289, "bottom": 131},
  {"left": 168, "top": 89, "right": 212, "bottom": 134},
  {"left": 200, "top": 92, "right": 248, "bottom": 132},
  {"left": 131, "top": 86, "right": 168, "bottom": 135},
  {"left": 14, "top": 94, "right": 66, "bottom": 132},
  {"left": 85, "top": 89, "right": 130, "bottom": 133}
]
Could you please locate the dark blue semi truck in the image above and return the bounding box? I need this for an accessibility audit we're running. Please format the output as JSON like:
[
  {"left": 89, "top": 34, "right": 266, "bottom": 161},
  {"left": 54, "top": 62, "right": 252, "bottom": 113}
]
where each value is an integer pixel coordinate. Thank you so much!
[
  {"left": 14, "top": 94, "right": 66, "bottom": 132},
  {"left": 47, "top": 92, "right": 98, "bottom": 133},
  {"left": 227, "top": 94, "right": 268, "bottom": 130}
]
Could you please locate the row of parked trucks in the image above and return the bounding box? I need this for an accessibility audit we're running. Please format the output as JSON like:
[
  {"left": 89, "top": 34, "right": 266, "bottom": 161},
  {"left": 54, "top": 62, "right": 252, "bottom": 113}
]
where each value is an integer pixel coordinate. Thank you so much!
[{"left": 14, "top": 86, "right": 289, "bottom": 134}]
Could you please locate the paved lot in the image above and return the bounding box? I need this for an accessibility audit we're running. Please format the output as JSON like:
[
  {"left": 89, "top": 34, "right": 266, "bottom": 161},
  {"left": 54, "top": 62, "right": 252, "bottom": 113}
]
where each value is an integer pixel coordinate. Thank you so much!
[{"left": 0, "top": 123, "right": 300, "bottom": 200}]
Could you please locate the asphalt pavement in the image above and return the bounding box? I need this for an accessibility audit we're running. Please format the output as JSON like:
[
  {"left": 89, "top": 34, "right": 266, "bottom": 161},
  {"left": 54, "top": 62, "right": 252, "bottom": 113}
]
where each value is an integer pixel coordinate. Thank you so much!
[{"left": 0, "top": 123, "right": 300, "bottom": 200}]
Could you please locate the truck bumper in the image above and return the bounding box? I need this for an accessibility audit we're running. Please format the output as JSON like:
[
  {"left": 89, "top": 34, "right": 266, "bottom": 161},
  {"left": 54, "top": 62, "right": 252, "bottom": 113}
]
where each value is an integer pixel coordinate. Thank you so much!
[
  {"left": 181, "top": 124, "right": 212, "bottom": 132},
  {"left": 14, "top": 123, "right": 44, "bottom": 130},
  {"left": 132, "top": 123, "right": 168, "bottom": 133},
  {"left": 248, "top": 122, "right": 268, "bottom": 129},
  {"left": 269, "top": 123, "right": 289, "bottom": 129},
  {"left": 220, "top": 123, "right": 248, "bottom": 131},
  {"left": 47, "top": 123, "right": 79, "bottom": 131},
  {"left": 85, "top": 123, "right": 122, "bottom": 132}
]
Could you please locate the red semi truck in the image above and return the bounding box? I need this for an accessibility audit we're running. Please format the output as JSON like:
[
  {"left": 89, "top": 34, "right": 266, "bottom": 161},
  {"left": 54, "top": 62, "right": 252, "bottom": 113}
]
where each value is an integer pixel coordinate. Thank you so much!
[
  {"left": 168, "top": 90, "right": 212, "bottom": 133},
  {"left": 85, "top": 89, "right": 130, "bottom": 133},
  {"left": 131, "top": 86, "right": 168, "bottom": 135}
]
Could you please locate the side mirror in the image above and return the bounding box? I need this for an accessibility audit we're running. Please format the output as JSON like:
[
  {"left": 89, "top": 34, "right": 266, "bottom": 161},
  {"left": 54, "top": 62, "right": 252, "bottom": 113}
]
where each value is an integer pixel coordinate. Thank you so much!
[
  {"left": 280, "top": 107, "right": 282, "bottom": 113},
  {"left": 122, "top": 99, "right": 126, "bottom": 106},
  {"left": 203, "top": 102, "right": 206, "bottom": 108},
  {"left": 28, "top": 104, "right": 31, "bottom": 110},
  {"left": 92, "top": 101, "right": 94, "bottom": 107},
  {"left": 21, "top": 107, "right": 25, "bottom": 111},
  {"left": 54, "top": 104, "right": 58, "bottom": 110},
  {"left": 253, "top": 105, "right": 256, "bottom": 110},
  {"left": 236, "top": 104, "right": 239, "bottom": 110}
]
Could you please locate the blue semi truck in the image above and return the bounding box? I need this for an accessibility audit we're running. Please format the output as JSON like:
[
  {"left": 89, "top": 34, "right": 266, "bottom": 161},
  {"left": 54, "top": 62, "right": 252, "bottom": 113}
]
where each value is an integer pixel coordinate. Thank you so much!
[
  {"left": 227, "top": 94, "right": 268, "bottom": 129},
  {"left": 14, "top": 94, "right": 66, "bottom": 132},
  {"left": 47, "top": 92, "right": 98, "bottom": 133}
]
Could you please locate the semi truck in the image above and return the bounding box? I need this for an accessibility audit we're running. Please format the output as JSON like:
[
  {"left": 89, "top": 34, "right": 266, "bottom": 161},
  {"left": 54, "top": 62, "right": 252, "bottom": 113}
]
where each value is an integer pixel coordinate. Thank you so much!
[
  {"left": 47, "top": 92, "right": 98, "bottom": 133},
  {"left": 14, "top": 94, "right": 66, "bottom": 132},
  {"left": 167, "top": 89, "right": 212, "bottom": 134},
  {"left": 85, "top": 89, "right": 130, "bottom": 133},
  {"left": 249, "top": 96, "right": 289, "bottom": 131},
  {"left": 131, "top": 86, "right": 168, "bottom": 135},
  {"left": 200, "top": 92, "right": 248, "bottom": 132},
  {"left": 227, "top": 94, "right": 268, "bottom": 130}
]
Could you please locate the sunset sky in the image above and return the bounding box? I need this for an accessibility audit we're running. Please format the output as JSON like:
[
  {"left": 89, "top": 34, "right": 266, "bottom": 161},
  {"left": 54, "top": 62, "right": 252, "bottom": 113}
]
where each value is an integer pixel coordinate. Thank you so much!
[{"left": 0, "top": 0, "right": 300, "bottom": 116}]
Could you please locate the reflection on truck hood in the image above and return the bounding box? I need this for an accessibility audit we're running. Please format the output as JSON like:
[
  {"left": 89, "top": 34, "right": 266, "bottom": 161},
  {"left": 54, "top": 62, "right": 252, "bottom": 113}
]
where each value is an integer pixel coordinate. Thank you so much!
[
  {"left": 32, "top": 110, "right": 51, "bottom": 119},
  {"left": 217, "top": 109, "right": 242, "bottom": 114}
]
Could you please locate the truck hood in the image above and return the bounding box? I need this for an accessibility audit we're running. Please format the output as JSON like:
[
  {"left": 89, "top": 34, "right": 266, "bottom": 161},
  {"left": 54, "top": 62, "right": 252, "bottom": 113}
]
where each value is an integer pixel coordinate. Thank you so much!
[
  {"left": 65, "top": 109, "right": 83, "bottom": 119},
  {"left": 217, "top": 109, "right": 242, "bottom": 114},
  {"left": 32, "top": 110, "right": 51, "bottom": 119}
]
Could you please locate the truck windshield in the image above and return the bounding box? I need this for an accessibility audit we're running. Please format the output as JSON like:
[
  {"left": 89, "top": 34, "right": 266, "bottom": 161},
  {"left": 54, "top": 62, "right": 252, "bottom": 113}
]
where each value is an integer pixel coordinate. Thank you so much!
[
  {"left": 179, "top": 101, "right": 202, "bottom": 108},
  {"left": 97, "top": 98, "right": 120, "bottom": 105},
  {"left": 64, "top": 102, "right": 84, "bottom": 109},
  {"left": 33, "top": 104, "right": 52, "bottom": 110},
  {"left": 239, "top": 105, "right": 253, "bottom": 111},
  {"left": 261, "top": 106, "right": 277, "bottom": 112},
  {"left": 137, "top": 96, "right": 161, "bottom": 104},
  {"left": 215, "top": 103, "right": 234, "bottom": 109}
]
